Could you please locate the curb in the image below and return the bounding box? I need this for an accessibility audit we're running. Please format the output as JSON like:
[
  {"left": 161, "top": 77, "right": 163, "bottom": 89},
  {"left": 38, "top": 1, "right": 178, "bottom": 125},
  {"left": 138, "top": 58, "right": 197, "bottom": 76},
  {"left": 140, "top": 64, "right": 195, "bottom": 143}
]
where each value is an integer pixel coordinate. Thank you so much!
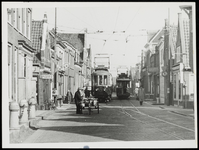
[{"left": 169, "top": 110, "right": 194, "bottom": 118}]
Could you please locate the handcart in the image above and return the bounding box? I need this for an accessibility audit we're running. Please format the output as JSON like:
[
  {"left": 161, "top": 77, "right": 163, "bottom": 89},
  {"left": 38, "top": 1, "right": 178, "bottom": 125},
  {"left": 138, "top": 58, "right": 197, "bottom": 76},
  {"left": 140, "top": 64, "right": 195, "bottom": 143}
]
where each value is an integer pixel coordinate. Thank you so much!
[{"left": 81, "top": 97, "right": 99, "bottom": 115}]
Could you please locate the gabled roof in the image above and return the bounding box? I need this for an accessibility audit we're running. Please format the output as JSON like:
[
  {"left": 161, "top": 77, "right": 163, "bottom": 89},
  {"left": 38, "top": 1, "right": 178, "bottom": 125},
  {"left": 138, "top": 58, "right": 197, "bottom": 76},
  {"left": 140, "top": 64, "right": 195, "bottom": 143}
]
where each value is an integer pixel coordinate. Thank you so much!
[
  {"left": 147, "top": 30, "right": 158, "bottom": 42},
  {"left": 144, "top": 29, "right": 164, "bottom": 49},
  {"left": 57, "top": 32, "right": 85, "bottom": 52},
  {"left": 148, "top": 29, "right": 164, "bottom": 43},
  {"left": 31, "top": 21, "right": 43, "bottom": 52}
]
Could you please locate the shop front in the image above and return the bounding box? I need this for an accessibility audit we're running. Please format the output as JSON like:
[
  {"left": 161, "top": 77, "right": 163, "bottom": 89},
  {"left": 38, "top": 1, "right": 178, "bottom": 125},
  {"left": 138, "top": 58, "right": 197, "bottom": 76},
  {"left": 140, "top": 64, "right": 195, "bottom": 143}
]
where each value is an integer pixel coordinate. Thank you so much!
[{"left": 172, "top": 63, "right": 194, "bottom": 108}]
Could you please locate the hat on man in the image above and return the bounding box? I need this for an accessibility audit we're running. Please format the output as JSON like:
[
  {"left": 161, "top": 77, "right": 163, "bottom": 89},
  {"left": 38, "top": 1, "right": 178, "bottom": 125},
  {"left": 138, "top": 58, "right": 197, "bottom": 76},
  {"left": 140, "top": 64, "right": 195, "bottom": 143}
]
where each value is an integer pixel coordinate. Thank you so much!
[{"left": 78, "top": 87, "right": 84, "bottom": 90}]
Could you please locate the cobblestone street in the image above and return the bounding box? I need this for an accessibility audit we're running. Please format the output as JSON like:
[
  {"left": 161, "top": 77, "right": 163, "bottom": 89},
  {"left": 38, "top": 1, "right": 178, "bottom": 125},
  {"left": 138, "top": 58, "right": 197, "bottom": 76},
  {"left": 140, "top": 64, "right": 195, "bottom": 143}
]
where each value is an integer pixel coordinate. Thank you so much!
[{"left": 18, "top": 95, "right": 196, "bottom": 148}]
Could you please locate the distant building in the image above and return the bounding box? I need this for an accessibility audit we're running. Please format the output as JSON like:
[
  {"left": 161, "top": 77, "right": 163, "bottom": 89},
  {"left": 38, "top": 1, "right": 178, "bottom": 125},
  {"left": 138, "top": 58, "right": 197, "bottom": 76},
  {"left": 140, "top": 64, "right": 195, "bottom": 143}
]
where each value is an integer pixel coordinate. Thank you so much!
[
  {"left": 57, "top": 32, "right": 92, "bottom": 89},
  {"left": 141, "top": 29, "right": 164, "bottom": 100}
]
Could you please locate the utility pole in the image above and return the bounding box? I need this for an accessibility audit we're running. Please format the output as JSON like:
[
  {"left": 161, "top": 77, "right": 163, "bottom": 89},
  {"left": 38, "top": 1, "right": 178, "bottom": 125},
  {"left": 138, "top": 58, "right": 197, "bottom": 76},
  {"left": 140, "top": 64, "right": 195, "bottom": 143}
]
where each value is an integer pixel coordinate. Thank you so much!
[
  {"left": 164, "top": 17, "right": 170, "bottom": 106},
  {"left": 167, "top": 8, "right": 171, "bottom": 106},
  {"left": 54, "top": 7, "right": 58, "bottom": 107}
]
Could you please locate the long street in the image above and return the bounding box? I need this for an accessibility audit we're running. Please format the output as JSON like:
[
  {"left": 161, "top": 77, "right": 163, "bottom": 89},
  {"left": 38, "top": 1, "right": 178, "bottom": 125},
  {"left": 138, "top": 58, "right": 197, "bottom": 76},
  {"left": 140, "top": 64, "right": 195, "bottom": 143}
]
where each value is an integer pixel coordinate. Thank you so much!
[{"left": 22, "top": 94, "right": 195, "bottom": 145}]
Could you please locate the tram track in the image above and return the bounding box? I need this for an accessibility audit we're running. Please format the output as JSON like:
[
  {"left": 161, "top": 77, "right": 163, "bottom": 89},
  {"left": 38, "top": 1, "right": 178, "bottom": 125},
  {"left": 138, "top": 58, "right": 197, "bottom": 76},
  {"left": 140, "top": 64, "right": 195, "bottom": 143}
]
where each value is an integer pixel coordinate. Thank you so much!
[{"left": 119, "top": 100, "right": 194, "bottom": 140}]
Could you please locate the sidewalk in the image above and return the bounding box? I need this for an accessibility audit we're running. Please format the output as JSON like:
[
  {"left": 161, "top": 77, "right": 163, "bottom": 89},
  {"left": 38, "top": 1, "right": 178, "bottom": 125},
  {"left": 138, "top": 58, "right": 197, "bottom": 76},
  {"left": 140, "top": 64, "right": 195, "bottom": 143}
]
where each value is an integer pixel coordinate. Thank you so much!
[
  {"left": 144, "top": 100, "right": 195, "bottom": 118},
  {"left": 130, "top": 95, "right": 194, "bottom": 119},
  {"left": 9, "top": 103, "right": 74, "bottom": 143}
]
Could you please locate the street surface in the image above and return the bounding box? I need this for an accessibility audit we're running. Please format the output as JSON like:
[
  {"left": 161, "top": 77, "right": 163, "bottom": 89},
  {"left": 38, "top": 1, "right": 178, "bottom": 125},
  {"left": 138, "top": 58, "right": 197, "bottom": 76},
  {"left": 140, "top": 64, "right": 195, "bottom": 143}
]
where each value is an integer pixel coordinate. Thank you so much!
[{"left": 22, "top": 94, "right": 195, "bottom": 145}]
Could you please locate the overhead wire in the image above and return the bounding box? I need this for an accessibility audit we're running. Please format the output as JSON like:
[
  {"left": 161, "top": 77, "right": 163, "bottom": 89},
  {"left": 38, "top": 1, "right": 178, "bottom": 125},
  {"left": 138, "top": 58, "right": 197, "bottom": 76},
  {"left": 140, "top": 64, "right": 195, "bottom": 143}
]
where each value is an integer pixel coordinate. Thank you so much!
[
  {"left": 89, "top": 7, "right": 102, "bottom": 31},
  {"left": 64, "top": 8, "right": 99, "bottom": 31},
  {"left": 102, "top": 7, "right": 121, "bottom": 49},
  {"left": 125, "top": 6, "right": 141, "bottom": 32},
  {"left": 114, "top": 7, "right": 120, "bottom": 31}
]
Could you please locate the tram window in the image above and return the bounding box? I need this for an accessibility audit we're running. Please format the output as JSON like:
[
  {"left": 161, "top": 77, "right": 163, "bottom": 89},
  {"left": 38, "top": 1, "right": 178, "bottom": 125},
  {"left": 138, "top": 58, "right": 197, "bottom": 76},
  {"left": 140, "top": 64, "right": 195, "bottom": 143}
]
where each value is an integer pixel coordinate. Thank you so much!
[
  {"left": 99, "top": 75, "right": 102, "bottom": 85},
  {"left": 104, "top": 75, "right": 107, "bottom": 85},
  {"left": 94, "top": 75, "right": 97, "bottom": 84}
]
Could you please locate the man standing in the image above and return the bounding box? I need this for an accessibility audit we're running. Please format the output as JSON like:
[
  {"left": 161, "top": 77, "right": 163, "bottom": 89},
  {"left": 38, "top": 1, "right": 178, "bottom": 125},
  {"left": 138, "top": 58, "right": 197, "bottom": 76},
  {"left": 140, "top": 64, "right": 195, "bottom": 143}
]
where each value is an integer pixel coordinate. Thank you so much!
[
  {"left": 74, "top": 87, "right": 83, "bottom": 114},
  {"left": 138, "top": 86, "right": 145, "bottom": 105}
]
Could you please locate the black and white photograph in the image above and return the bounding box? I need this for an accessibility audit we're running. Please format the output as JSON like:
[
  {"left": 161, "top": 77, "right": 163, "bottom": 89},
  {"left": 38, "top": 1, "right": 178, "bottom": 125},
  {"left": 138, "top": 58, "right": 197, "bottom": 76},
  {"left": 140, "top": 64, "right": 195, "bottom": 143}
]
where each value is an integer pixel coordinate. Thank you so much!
[{"left": 2, "top": 1, "right": 197, "bottom": 148}]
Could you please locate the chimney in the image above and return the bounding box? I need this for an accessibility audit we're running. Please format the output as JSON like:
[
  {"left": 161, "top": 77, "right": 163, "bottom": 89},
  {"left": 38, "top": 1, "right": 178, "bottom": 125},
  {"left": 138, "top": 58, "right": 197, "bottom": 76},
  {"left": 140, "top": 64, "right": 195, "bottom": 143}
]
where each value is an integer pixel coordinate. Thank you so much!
[
  {"left": 43, "top": 13, "right": 47, "bottom": 23},
  {"left": 178, "top": 13, "right": 182, "bottom": 22}
]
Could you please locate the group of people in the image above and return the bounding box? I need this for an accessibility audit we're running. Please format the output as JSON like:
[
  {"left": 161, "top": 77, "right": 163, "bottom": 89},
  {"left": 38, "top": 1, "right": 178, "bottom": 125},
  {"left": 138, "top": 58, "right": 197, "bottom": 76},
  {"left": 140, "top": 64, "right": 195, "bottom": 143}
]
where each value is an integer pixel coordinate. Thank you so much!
[
  {"left": 71, "top": 85, "right": 144, "bottom": 114},
  {"left": 95, "top": 86, "right": 112, "bottom": 103},
  {"left": 135, "top": 86, "right": 145, "bottom": 106}
]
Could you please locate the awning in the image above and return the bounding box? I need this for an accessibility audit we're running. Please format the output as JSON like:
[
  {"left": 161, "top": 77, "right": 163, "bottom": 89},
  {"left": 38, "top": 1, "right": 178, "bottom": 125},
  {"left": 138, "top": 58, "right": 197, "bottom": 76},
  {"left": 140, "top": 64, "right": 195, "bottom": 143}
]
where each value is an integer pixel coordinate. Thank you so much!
[{"left": 116, "top": 78, "right": 131, "bottom": 81}]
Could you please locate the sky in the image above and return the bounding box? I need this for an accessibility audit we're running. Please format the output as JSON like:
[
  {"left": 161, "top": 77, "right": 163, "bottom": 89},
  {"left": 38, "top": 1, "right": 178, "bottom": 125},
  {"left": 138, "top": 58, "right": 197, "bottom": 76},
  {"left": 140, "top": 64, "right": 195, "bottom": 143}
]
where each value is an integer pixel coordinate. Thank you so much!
[{"left": 4, "top": 2, "right": 192, "bottom": 76}]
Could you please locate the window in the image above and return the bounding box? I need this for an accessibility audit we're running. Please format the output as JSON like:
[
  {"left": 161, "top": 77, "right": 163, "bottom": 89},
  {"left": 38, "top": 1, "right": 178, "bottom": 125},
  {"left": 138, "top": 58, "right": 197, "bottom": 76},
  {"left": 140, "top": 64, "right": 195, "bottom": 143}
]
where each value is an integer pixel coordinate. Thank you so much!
[
  {"left": 8, "top": 44, "right": 12, "bottom": 100},
  {"left": 7, "top": 8, "right": 12, "bottom": 24},
  {"left": 27, "top": 9, "right": 31, "bottom": 39},
  {"left": 8, "top": 44, "right": 17, "bottom": 101},
  {"left": 104, "top": 75, "right": 107, "bottom": 85},
  {"left": 22, "top": 8, "right": 26, "bottom": 36},
  {"left": 18, "top": 8, "right": 22, "bottom": 32},
  {"left": 24, "top": 54, "right": 26, "bottom": 77},
  {"left": 18, "top": 53, "right": 26, "bottom": 78},
  {"left": 13, "top": 8, "right": 17, "bottom": 28},
  {"left": 13, "top": 48, "right": 17, "bottom": 101},
  {"left": 176, "top": 46, "right": 181, "bottom": 63},
  {"left": 94, "top": 75, "right": 97, "bottom": 85},
  {"left": 99, "top": 76, "right": 102, "bottom": 85}
]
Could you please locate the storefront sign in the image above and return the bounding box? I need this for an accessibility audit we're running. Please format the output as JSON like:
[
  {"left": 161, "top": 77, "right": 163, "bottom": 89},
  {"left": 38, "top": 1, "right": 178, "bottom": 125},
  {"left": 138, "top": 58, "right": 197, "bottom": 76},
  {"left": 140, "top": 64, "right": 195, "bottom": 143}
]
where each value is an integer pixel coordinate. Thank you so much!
[
  {"left": 148, "top": 67, "right": 158, "bottom": 73},
  {"left": 40, "top": 74, "right": 53, "bottom": 79}
]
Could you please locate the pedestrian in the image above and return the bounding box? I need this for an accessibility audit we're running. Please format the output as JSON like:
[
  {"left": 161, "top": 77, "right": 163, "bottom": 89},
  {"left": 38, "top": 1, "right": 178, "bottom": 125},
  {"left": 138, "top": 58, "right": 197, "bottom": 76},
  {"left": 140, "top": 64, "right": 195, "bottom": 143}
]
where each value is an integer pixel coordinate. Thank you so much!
[
  {"left": 138, "top": 86, "right": 145, "bottom": 105},
  {"left": 84, "top": 86, "right": 90, "bottom": 98},
  {"left": 74, "top": 87, "right": 83, "bottom": 114},
  {"left": 66, "top": 89, "right": 73, "bottom": 104},
  {"left": 105, "top": 86, "right": 111, "bottom": 101},
  {"left": 135, "top": 87, "right": 139, "bottom": 100}
]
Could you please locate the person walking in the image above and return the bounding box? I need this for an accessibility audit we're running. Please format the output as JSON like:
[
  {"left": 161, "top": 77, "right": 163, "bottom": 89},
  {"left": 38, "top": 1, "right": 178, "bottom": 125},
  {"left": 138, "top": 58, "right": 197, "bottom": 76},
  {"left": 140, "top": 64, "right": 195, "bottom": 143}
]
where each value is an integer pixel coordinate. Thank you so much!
[
  {"left": 66, "top": 90, "right": 73, "bottom": 104},
  {"left": 138, "top": 86, "right": 145, "bottom": 105},
  {"left": 135, "top": 87, "right": 139, "bottom": 100},
  {"left": 105, "top": 86, "right": 111, "bottom": 101},
  {"left": 74, "top": 87, "right": 83, "bottom": 114}
]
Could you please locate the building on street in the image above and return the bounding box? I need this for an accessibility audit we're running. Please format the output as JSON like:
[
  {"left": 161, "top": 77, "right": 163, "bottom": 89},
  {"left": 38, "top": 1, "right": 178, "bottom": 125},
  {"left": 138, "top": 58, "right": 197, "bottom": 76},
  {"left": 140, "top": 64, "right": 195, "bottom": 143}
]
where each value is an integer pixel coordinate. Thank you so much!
[
  {"left": 8, "top": 8, "right": 36, "bottom": 128},
  {"left": 32, "top": 14, "right": 52, "bottom": 110},
  {"left": 171, "top": 11, "right": 194, "bottom": 108}
]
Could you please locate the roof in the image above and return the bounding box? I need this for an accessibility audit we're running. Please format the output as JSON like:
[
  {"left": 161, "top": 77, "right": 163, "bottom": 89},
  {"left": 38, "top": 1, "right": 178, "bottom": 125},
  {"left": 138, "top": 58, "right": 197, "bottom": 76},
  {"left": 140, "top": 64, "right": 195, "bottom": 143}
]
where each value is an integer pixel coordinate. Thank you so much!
[
  {"left": 31, "top": 21, "right": 43, "bottom": 52},
  {"left": 148, "top": 29, "right": 164, "bottom": 43},
  {"left": 146, "top": 30, "right": 158, "bottom": 42},
  {"left": 93, "top": 69, "right": 110, "bottom": 75},
  {"left": 57, "top": 32, "right": 85, "bottom": 52}
]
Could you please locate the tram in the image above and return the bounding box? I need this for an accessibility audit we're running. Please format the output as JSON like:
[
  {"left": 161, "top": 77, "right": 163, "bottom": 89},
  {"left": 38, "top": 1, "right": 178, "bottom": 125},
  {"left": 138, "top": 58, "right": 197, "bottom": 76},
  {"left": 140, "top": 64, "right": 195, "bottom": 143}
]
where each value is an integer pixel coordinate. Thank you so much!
[
  {"left": 91, "top": 54, "right": 112, "bottom": 102},
  {"left": 116, "top": 66, "right": 131, "bottom": 99}
]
